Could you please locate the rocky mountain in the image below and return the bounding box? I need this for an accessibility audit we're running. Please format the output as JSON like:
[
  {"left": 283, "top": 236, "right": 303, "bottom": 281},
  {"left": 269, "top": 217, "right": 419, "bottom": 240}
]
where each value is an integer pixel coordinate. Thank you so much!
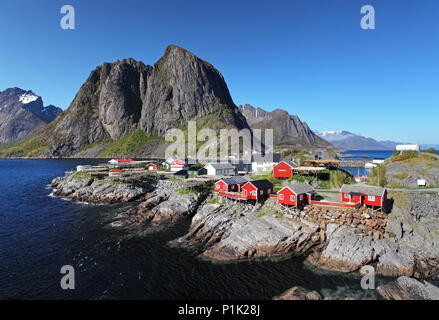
[
  {"left": 1, "top": 45, "right": 249, "bottom": 157},
  {"left": 317, "top": 131, "right": 403, "bottom": 150},
  {"left": 239, "top": 104, "right": 331, "bottom": 148},
  {"left": 0, "top": 88, "right": 62, "bottom": 145}
]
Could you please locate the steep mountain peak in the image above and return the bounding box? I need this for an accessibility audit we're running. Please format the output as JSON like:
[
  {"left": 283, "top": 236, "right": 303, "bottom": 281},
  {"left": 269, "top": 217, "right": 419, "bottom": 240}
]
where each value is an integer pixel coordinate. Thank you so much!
[
  {"left": 0, "top": 88, "right": 62, "bottom": 144},
  {"left": 239, "top": 104, "right": 331, "bottom": 148},
  {"left": 1, "top": 45, "right": 249, "bottom": 157}
]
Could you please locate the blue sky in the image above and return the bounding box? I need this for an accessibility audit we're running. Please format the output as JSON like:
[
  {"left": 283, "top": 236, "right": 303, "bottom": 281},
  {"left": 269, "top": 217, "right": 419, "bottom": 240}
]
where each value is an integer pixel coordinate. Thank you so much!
[{"left": 0, "top": 0, "right": 438, "bottom": 144}]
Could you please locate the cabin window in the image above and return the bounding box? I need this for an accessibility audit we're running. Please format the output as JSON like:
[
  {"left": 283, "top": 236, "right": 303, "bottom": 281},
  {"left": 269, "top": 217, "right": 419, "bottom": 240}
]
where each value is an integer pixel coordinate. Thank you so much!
[
  {"left": 290, "top": 195, "right": 295, "bottom": 202},
  {"left": 345, "top": 194, "right": 351, "bottom": 200},
  {"left": 252, "top": 191, "right": 257, "bottom": 196},
  {"left": 279, "top": 194, "right": 284, "bottom": 200},
  {"left": 299, "top": 195, "right": 303, "bottom": 200},
  {"left": 268, "top": 188, "right": 271, "bottom": 193},
  {"left": 216, "top": 185, "right": 220, "bottom": 190},
  {"left": 368, "top": 195, "right": 375, "bottom": 201},
  {"left": 260, "top": 190, "right": 263, "bottom": 195}
]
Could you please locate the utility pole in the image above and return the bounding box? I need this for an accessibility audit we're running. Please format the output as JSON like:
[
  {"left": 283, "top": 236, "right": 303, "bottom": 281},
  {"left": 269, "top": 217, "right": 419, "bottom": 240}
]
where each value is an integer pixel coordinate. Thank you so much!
[{"left": 378, "top": 165, "right": 380, "bottom": 186}]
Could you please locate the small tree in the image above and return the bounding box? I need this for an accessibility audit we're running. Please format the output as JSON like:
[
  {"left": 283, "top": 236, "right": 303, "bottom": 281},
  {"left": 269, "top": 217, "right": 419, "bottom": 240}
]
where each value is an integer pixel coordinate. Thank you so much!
[{"left": 424, "top": 148, "right": 437, "bottom": 154}]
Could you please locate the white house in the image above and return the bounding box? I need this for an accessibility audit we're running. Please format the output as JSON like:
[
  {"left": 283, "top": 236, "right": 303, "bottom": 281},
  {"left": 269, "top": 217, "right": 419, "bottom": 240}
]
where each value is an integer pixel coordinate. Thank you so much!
[
  {"left": 251, "top": 153, "right": 281, "bottom": 173},
  {"left": 170, "top": 159, "right": 187, "bottom": 172},
  {"left": 396, "top": 144, "right": 420, "bottom": 152},
  {"left": 204, "top": 163, "right": 235, "bottom": 176}
]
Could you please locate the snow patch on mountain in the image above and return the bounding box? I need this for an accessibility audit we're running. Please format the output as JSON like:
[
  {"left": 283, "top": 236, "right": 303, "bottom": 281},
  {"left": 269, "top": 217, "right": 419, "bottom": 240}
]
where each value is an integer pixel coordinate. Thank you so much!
[{"left": 19, "top": 93, "right": 39, "bottom": 104}]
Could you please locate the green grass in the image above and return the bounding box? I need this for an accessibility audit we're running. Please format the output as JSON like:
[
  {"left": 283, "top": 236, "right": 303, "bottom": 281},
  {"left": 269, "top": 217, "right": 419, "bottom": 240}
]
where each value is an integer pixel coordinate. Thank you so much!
[
  {"left": 176, "top": 186, "right": 197, "bottom": 195},
  {"left": 0, "top": 132, "right": 50, "bottom": 157},
  {"left": 71, "top": 171, "right": 93, "bottom": 181},
  {"left": 98, "top": 130, "right": 164, "bottom": 157},
  {"left": 206, "top": 197, "right": 219, "bottom": 204},
  {"left": 389, "top": 151, "right": 437, "bottom": 165},
  {"left": 316, "top": 170, "right": 354, "bottom": 189},
  {"left": 392, "top": 172, "right": 409, "bottom": 180}
]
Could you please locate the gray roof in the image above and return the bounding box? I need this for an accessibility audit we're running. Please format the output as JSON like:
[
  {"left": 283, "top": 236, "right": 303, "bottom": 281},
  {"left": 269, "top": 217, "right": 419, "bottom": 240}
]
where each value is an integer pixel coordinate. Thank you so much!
[
  {"left": 252, "top": 153, "right": 282, "bottom": 163},
  {"left": 246, "top": 179, "right": 274, "bottom": 189},
  {"left": 282, "top": 160, "right": 298, "bottom": 168},
  {"left": 221, "top": 176, "right": 248, "bottom": 185},
  {"left": 207, "top": 163, "right": 235, "bottom": 170},
  {"left": 340, "top": 184, "right": 386, "bottom": 196},
  {"left": 282, "top": 181, "right": 314, "bottom": 194}
]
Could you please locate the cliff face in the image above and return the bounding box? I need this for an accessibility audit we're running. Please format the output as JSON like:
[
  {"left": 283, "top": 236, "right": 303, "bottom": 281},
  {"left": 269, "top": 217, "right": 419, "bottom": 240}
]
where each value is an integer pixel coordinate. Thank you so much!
[
  {"left": 139, "top": 45, "right": 248, "bottom": 135},
  {"left": 0, "top": 88, "right": 62, "bottom": 144},
  {"left": 2, "top": 45, "right": 249, "bottom": 157},
  {"left": 239, "top": 104, "right": 331, "bottom": 148}
]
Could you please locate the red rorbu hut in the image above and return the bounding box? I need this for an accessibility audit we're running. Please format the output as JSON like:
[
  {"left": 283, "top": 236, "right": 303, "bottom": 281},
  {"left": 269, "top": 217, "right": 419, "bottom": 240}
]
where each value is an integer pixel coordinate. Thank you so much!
[
  {"left": 277, "top": 182, "right": 315, "bottom": 207},
  {"left": 340, "top": 184, "right": 387, "bottom": 209},
  {"left": 241, "top": 180, "right": 274, "bottom": 201},
  {"left": 273, "top": 160, "right": 298, "bottom": 178},
  {"left": 215, "top": 176, "right": 248, "bottom": 193}
]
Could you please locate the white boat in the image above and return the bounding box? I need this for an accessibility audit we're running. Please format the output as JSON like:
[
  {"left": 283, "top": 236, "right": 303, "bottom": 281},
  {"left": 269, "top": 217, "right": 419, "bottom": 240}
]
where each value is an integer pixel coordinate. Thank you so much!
[
  {"left": 365, "top": 162, "right": 377, "bottom": 169},
  {"left": 76, "top": 165, "right": 92, "bottom": 172}
]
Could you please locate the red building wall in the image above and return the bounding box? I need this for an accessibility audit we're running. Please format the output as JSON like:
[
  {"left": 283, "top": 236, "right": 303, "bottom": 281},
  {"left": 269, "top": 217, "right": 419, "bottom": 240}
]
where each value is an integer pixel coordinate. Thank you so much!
[
  {"left": 277, "top": 187, "right": 310, "bottom": 206},
  {"left": 341, "top": 192, "right": 362, "bottom": 204},
  {"left": 242, "top": 183, "right": 272, "bottom": 200},
  {"left": 273, "top": 162, "right": 293, "bottom": 178},
  {"left": 215, "top": 180, "right": 228, "bottom": 192}
]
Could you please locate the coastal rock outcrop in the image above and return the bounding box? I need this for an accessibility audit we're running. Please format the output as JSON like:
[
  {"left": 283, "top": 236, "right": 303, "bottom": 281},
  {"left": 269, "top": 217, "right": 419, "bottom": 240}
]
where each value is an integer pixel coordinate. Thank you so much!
[
  {"left": 51, "top": 173, "right": 153, "bottom": 204},
  {"left": 111, "top": 180, "right": 209, "bottom": 227},
  {"left": 309, "top": 224, "right": 415, "bottom": 276},
  {"left": 273, "top": 286, "right": 322, "bottom": 300},
  {"left": 175, "top": 198, "right": 321, "bottom": 261},
  {"left": 377, "top": 276, "right": 439, "bottom": 300}
]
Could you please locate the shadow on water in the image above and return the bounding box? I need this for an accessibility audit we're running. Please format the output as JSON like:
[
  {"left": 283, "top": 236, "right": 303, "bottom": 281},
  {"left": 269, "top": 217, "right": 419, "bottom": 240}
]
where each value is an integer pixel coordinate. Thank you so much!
[{"left": 0, "top": 159, "right": 387, "bottom": 300}]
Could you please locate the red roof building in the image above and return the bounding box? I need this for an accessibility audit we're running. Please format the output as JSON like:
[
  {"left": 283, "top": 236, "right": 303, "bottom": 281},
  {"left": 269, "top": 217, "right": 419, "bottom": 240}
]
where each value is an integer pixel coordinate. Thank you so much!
[
  {"left": 277, "top": 182, "right": 315, "bottom": 207},
  {"left": 273, "top": 160, "right": 298, "bottom": 178},
  {"left": 340, "top": 184, "right": 387, "bottom": 208}
]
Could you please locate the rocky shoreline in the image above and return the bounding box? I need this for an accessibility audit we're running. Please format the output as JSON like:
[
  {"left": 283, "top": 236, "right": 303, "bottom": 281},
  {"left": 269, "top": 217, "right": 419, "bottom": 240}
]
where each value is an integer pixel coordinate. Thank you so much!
[{"left": 50, "top": 172, "right": 439, "bottom": 299}]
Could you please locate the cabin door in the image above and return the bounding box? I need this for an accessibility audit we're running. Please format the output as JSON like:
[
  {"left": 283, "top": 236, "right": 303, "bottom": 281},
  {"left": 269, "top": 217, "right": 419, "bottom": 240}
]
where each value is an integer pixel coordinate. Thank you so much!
[{"left": 243, "top": 190, "right": 247, "bottom": 197}]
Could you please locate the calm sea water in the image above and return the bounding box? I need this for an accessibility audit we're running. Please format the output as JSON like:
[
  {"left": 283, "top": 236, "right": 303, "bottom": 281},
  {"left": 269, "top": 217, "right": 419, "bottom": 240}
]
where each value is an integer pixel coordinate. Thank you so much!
[
  {"left": 340, "top": 150, "right": 393, "bottom": 177},
  {"left": 0, "top": 159, "right": 386, "bottom": 300},
  {"left": 340, "top": 149, "right": 439, "bottom": 177}
]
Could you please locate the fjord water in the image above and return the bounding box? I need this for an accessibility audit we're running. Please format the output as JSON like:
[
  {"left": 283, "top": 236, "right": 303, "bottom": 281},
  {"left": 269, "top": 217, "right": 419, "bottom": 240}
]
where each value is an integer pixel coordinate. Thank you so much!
[{"left": 0, "top": 160, "right": 381, "bottom": 300}]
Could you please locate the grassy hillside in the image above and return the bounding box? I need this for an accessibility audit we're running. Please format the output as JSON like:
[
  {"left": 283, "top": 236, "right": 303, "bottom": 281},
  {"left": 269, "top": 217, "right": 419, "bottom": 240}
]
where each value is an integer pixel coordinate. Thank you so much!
[
  {"left": 252, "top": 169, "right": 353, "bottom": 192},
  {"left": 368, "top": 151, "right": 439, "bottom": 188},
  {"left": 98, "top": 130, "right": 164, "bottom": 157}
]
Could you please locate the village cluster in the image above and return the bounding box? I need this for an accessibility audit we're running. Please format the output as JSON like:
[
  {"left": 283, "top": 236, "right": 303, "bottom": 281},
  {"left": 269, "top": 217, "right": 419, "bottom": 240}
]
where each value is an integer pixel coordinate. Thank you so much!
[{"left": 77, "top": 154, "right": 388, "bottom": 213}]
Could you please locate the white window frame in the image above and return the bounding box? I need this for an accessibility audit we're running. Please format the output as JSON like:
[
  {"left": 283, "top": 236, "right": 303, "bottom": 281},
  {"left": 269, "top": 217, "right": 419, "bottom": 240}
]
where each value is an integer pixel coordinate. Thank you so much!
[
  {"left": 279, "top": 194, "right": 284, "bottom": 200},
  {"left": 260, "top": 190, "right": 263, "bottom": 195},
  {"left": 216, "top": 184, "right": 220, "bottom": 190},
  {"left": 368, "top": 195, "right": 375, "bottom": 201},
  {"left": 290, "top": 195, "right": 295, "bottom": 202},
  {"left": 299, "top": 194, "right": 303, "bottom": 200},
  {"left": 252, "top": 191, "right": 257, "bottom": 196}
]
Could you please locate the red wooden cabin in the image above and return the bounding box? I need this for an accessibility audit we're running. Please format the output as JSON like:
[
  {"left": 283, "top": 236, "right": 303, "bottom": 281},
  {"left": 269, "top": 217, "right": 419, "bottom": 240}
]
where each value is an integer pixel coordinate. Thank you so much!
[
  {"left": 273, "top": 160, "right": 298, "bottom": 178},
  {"left": 171, "top": 159, "right": 186, "bottom": 172},
  {"left": 241, "top": 180, "right": 274, "bottom": 201},
  {"left": 277, "top": 182, "right": 315, "bottom": 207},
  {"left": 215, "top": 176, "right": 248, "bottom": 193},
  {"left": 340, "top": 184, "right": 387, "bottom": 208},
  {"left": 146, "top": 163, "right": 158, "bottom": 170}
]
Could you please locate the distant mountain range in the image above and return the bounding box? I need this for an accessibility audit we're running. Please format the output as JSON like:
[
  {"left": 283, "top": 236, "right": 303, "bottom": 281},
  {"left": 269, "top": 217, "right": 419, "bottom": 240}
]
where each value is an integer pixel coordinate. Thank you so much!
[
  {"left": 0, "top": 45, "right": 330, "bottom": 158},
  {"left": 0, "top": 88, "right": 62, "bottom": 145},
  {"left": 316, "top": 130, "right": 405, "bottom": 151},
  {"left": 240, "top": 104, "right": 330, "bottom": 149}
]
